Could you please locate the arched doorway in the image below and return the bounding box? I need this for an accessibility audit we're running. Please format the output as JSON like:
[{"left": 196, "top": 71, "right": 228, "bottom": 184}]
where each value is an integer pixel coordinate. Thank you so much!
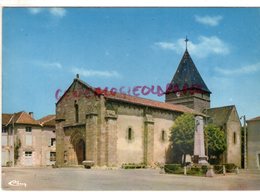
[{"left": 75, "top": 139, "right": 86, "bottom": 165}]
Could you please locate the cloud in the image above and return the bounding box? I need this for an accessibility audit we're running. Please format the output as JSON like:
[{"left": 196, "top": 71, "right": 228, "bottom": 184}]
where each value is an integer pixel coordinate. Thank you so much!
[
  {"left": 195, "top": 15, "right": 223, "bottom": 26},
  {"left": 48, "top": 62, "right": 62, "bottom": 69},
  {"left": 28, "top": 8, "right": 44, "bottom": 15},
  {"left": 155, "top": 36, "right": 229, "bottom": 58},
  {"left": 155, "top": 42, "right": 176, "bottom": 50},
  {"left": 28, "top": 8, "right": 66, "bottom": 18},
  {"left": 71, "top": 67, "right": 121, "bottom": 78},
  {"left": 37, "top": 62, "right": 63, "bottom": 69},
  {"left": 49, "top": 8, "right": 66, "bottom": 18},
  {"left": 215, "top": 63, "right": 260, "bottom": 75}
]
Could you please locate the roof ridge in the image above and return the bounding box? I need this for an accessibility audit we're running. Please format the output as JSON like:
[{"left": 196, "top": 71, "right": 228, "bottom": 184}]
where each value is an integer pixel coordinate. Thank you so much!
[
  {"left": 56, "top": 78, "right": 96, "bottom": 105},
  {"left": 39, "top": 115, "right": 56, "bottom": 125},
  {"left": 247, "top": 116, "right": 260, "bottom": 122},
  {"left": 105, "top": 92, "right": 204, "bottom": 116},
  {"left": 15, "top": 111, "right": 24, "bottom": 123},
  {"left": 209, "top": 105, "right": 235, "bottom": 110},
  {"left": 4, "top": 113, "right": 15, "bottom": 126}
]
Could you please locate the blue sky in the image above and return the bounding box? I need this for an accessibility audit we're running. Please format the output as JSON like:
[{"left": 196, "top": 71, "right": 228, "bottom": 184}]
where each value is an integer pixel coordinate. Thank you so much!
[{"left": 3, "top": 8, "right": 260, "bottom": 120}]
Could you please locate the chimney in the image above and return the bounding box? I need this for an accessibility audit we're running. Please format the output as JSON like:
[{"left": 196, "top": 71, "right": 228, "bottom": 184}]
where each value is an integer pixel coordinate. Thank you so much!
[
  {"left": 76, "top": 74, "right": 79, "bottom": 79},
  {"left": 29, "top": 112, "right": 34, "bottom": 118}
]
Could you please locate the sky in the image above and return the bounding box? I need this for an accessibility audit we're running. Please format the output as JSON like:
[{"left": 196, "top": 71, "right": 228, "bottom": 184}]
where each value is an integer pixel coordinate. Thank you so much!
[{"left": 2, "top": 8, "right": 260, "bottom": 120}]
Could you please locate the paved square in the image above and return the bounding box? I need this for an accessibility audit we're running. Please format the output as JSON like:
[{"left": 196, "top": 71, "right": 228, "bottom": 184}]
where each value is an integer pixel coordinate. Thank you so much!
[{"left": 2, "top": 167, "right": 260, "bottom": 190}]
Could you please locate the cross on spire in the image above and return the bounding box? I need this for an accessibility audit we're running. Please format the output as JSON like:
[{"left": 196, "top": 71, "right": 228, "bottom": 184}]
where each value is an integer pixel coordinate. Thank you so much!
[{"left": 185, "top": 36, "right": 189, "bottom": 50}]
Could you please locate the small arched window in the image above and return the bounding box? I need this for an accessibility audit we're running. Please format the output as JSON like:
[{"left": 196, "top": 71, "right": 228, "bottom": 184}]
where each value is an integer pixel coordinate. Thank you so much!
[
  {"left": 161, "top": 130, "right": 166, "bottom": 141},
  {"left": 74, "top": 100, "right": 79, "bottom": 123},
  {"left": 128, "top": 128, "right": 132, "bottom": 140},
  {"left": 233, "top": 132, "right": 236, "bottom": 144}
]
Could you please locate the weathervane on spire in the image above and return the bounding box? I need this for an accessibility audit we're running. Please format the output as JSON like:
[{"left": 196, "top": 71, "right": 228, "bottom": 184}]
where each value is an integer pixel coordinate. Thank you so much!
[{"left": 185, "top": 36, "right": 189, "bottom": 50}]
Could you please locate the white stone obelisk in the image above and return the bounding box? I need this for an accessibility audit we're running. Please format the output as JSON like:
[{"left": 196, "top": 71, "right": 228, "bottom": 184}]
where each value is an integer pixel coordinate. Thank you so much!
[{"left": 194, "top": 116, "right": 208, "bottom": 164}]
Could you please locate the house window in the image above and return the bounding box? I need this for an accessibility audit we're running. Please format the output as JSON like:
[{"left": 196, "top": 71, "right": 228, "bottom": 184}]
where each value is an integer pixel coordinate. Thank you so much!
[
  {"left": 26, "top": 127, "right": 32, "bottom": 132},
  {"left": 50, "top": 152, "right": 56, "bottom": 161},
  {"left": 51, "top": 138, "right": 56, "bottom": 146},
  {"left": 258, "top": 153, "right": 260, "bottom": 168},
  {"left": 161, "top": 130, "right": 166, "bottom": 141},
  {"left": 2, "top": 127, "right": 7, "bottom": 133},
  {"left": 74, "top": 101, "right": 79, "bottom": 123},
  {"left": 233, "top": 132, "right": 236, "bottom": 144},
  {"left": 25, "top": 151, "right": 32, "bottom": 157},
  {"left": 128, "top": 128, "right": 132, "bottom": 140},
  {"left": 25, "top": 135, "right": 32, "bottom": 146}
]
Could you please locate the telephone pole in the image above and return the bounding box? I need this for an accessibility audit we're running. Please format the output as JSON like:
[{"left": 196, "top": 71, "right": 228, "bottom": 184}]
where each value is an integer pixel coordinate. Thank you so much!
[{"left": 240, "top": 115, "right": 247, "bottom": 169}]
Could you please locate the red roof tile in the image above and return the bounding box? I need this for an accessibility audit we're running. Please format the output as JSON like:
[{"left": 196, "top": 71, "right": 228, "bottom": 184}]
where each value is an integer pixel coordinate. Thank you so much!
[
  {"left": 38, "top": 115, "right": 56, "bottom": 127},
  {"left": 15, "top": 112, "right": 40, "bottom": 125},
  {"left": 2, "top": 112, "right": 40, "bottom": 126},
  {"left": 247, "top": 116, "right": 260, "bottom": 122},
  {"left": 105, "top": 92, "right": 204, "bottom": 116},
  {"left": 2, "top": 114, "right": 14, "bottom": 125},
  {"left": 60, "top": 78, "right": 204, "bottom": 116}
]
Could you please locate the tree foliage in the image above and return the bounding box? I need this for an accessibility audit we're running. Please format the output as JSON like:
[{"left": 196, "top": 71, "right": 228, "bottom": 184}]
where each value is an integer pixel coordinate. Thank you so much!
[
  {"left": 14, "top": 137, "right": 21, "bottom": 165},
  {"left": 170, "top": 114, "right": 227, "bottom": 165},
  {"left": 204, "top": 124, "right": 226, "bottom": 164},
  {"left": 170, "top": 113, "right": 195, "bottom": 165}
]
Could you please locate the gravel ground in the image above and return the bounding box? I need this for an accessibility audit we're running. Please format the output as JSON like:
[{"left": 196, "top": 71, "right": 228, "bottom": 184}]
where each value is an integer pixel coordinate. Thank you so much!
[{"left": 2, "top": 167, "right": 260, "bottom": 190}]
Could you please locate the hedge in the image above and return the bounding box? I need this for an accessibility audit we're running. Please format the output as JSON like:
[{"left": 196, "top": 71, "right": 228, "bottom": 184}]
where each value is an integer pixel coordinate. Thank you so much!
[
  {"left": 122, "top": 163, "right": 146, "bottom": 169},
  {"left": 164, "top": 164, "right": 182, "bottom": 173},
  {"left": 224, "top": 163, "right": 237, "bottom": 173}
]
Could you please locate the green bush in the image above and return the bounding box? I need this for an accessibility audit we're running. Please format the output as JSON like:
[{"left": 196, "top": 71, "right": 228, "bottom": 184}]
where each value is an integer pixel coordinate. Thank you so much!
[
  {"left": 201, "top": 165, "right": 208, "bottom": 174},
  {"left": 187, "top": 167, "right": 204, "bottom": 176},
  {"left": 122, "top": 163, "right": 146, "bottom": 169},
  {"left": 164, "top": 164, "right": 182, "bottom": 173},
  {"left": 214, "top": 165, "right": 223, "bottom": 174},
  {"left": 224, "top": 163, "right": 237, "bottom": 173}
]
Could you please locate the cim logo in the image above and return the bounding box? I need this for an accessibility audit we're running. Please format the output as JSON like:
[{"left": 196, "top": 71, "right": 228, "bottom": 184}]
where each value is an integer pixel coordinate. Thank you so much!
[{"left": 8, "top": 180, "right": 27, "bottom": 187}]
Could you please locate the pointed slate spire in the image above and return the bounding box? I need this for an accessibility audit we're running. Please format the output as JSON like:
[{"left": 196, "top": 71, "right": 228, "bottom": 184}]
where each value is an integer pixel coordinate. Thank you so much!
[{"left": 170, "top": 50, "right": 211, "bottom": 94}]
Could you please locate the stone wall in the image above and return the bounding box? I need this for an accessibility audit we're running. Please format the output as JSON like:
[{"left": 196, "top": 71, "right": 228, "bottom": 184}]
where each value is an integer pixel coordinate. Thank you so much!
[
  {"left": 193, "top": 95, "right": 210, "bottom": 113},
  {"left": 56, "top": 79, "right": 98, "bottom": 166},
  {"left": 114, "top": 103, "right": 178, "bottom": 166},
  {"left": 63, "top": 126, "right": 86, "bottom": 165},
  {"left": 105, "top": 110, "right": 118, "bottom": 167},
  {"left": 1, "top": 127, "right": 14, "bottom": 166},
  {"left": 153, "top": 117, "right": 173, "bottom": 164},
  {"left": 41, "top": 126, "right": 56, "bottom": 166},
  {"left": 116, "top": 114, "right": 144, "bottom": 165},
  {"left": 165, "top": 92, "right": 210, "bottom": 113},
  {"left": 55, "top": 79, "right": 185, "bottom": 167},
  {"left": 16, "top": 125, "right": 42, "bottom": 166},
  {"left": 247, "top": 120, "right": 260, "bottom": 169},
  {"left": 56, "top": 80, "right": 98, "bottom": 126},
  {"left": 226, "top": 108, "right": 241, "bottom": 167}
]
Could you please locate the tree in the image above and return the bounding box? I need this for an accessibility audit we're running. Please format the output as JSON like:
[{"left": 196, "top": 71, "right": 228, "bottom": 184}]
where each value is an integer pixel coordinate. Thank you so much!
[
  {"left": 14, "top": 137, "right": 21, "bottom": 165},
  {"left": 170, "top": 113, "right": 195, "bottom": 165},
  {"left": 204, "top": 124, "right": 226, "bottom": 164}
]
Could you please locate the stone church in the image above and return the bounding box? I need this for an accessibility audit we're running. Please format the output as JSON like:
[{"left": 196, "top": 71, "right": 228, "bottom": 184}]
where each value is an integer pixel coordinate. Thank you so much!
[{"left": 55, "top": 48, "right": 241, "bottom": 167}]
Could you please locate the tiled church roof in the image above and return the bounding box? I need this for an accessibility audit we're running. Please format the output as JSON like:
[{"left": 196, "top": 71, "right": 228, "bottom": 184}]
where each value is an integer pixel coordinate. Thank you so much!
[
  {"left": 205, "top": 105, "right": 235, "bottom": 126},
  {"left": 169, "top": 50, "right": 211, "bottom": 93},
  {"left": 57, "top": 76, "right": 205, "bottom": 116},
  {"left": 106, "top": 92, "right": 204, "bottom": 116}
]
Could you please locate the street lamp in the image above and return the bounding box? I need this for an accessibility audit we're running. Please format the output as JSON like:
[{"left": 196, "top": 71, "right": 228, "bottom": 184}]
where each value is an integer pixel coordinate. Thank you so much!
[{"left": 240, "top": 115, "right": 247, "bottom": 169}]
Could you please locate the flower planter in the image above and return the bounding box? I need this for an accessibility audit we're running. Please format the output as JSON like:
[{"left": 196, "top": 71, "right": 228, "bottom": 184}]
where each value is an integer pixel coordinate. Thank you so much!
[{"left": 82, "top": 161, "right": 94, "bottom": 169}]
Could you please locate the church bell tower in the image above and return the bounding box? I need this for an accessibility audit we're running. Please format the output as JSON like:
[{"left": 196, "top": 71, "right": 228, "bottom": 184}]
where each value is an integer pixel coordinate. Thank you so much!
[{"left": 165, "top": 37, "right": 211, "bottom": 113}]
